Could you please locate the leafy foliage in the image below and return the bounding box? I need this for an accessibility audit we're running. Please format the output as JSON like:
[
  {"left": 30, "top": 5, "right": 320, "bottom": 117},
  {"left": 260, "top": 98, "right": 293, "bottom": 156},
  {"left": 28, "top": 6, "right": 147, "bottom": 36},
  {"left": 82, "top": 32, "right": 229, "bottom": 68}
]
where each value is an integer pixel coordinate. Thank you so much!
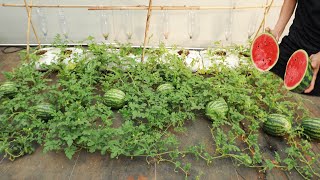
[{"left": 0, "top": 37, "right": 319, "bottom": 179}]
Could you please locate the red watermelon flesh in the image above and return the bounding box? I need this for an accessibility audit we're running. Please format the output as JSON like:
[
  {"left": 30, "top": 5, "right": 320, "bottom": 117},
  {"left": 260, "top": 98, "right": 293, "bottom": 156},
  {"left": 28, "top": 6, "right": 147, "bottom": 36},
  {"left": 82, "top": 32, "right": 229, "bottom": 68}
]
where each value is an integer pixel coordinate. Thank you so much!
[
  {"left": 251, "top": 33, "right": 279, "bottom": 71},
  {"left": 284, "top": 50, "right": 313, "bottom": 93}
]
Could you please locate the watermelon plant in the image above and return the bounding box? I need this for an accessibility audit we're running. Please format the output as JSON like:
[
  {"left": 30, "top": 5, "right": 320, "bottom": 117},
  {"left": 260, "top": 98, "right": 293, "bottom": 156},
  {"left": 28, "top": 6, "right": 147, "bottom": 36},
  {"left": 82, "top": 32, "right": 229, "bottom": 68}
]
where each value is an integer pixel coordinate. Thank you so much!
[{"left": 0, "top": 36, "right": 319, "bottom": 179}]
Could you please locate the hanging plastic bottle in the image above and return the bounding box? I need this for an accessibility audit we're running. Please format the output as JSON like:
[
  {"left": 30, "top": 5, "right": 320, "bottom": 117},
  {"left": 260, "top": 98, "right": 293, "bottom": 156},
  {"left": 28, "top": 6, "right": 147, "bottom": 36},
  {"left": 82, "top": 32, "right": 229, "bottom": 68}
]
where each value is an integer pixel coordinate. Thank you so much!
[
  {"left": 57, "top": 0, "right": 69, "bottom": 39},
  {"left": 100, "top": 11, "right": 110, "bottom": 41},
  {"left": 247, "top": 11, "right": 258, "bottom": 40},
  {"left": 224, "top": 0, "right": 234, "bottom": 44},
  {"left": 124, "top": 10, "right": 133, "bottom": 40},
  {"left": 162, "top": 9, "right": 169, "bottom": 40},
  {"left": 188, "top": 10, "right": 195, "bottom": 40},
  {"left": 36, "top": 2, "right": 48, "bottom": 42}
]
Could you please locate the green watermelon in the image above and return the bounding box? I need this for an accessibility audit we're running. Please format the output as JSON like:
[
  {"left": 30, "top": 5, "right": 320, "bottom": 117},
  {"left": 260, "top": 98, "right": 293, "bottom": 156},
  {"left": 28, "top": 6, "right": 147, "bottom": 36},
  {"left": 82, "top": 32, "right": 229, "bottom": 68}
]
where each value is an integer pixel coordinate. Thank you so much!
[
  {"left": 284, "top": 50, "right": 313, "bottom": 93},
  {"left": 157, "top": 83, "right": 174, "bottom": 92},
  {"left": 205, "top": 99, "right": 228, "bottom": 120},
  {"left": 104, "top": 89, "right": 126, "bottom": 109},
  {"left": 301, "top": 118, "right": 320, "bottom": 140},
  {"left": 0, "top": 82, "right": 17, "bottom": 98},
  {"left": 251, "top": 33, "right": 279, "bottom": 72},
  {"left": 263, "top": 114, "right": 291, "bottom": 136},
  {"left": 35, "top": 103, "right": 55, "bottom": 121}
]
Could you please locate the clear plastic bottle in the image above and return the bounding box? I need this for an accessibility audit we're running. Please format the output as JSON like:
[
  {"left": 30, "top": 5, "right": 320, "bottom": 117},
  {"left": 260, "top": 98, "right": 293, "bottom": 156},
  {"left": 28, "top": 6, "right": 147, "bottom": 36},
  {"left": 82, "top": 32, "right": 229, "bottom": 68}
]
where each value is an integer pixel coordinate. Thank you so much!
[
  {"left": 57, "top": 0, "right": 69, "bottom": 39},
  {"left": 36, "top": 6, "right": 48, "bottom": 42},
  {"left": 100, "top": 11, "right": 110, "bottom": 41}
]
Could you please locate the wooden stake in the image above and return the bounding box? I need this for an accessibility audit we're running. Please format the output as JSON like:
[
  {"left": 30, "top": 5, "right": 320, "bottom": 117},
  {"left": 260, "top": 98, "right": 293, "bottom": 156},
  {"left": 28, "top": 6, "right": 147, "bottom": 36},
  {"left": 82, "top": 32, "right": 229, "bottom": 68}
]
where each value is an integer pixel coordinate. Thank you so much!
[
  {"left": 141, "top": 0, "right": 153, "bottom": 63},
  {"left": 24, "top": 0, "right": 33, "bottom": 60},
  {"left": 23, "top": 0, "right": 41, "bottom": 50}
]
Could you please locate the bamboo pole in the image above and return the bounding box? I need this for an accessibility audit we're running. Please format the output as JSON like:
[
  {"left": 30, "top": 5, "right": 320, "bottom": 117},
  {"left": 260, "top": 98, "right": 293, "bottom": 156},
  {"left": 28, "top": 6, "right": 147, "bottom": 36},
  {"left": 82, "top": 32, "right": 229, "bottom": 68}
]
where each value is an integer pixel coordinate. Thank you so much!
[
  {"left": 1, "top": 4, "right": 281, "bottom": 10},
  {"left": 254, "top": 0, "right": 274, "bottom": 39},
  {"left": 24, "top": 0, "right": 32, "bottom": 60},
  {"left": 23, "top": 0, "right": 41, "bottom": 50},
  {"left": 141, "top": 0, "right": 153, "bottom": 63}
]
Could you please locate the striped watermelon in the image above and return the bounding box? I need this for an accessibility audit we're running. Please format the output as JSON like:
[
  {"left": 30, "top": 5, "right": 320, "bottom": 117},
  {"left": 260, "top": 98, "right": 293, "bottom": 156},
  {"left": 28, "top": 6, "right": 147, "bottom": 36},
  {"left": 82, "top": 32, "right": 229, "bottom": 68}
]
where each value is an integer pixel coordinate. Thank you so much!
[
  {"left": 0, "top": 82, "right": 17, "bottom": 98},
  {"left": 284, "top": 50, "right": 313, "bottom": 93},
  {"left": 251, "top": 33, "right": 279, "bottom": 72},
  {"left": 263, "top": 114, "right": 291, "bottom": 136},
  {"left": 301, "top": 118, "right": 320, "bottom": 140},
  {"left": 104, "top": 89, "right": 126, "bottom": 109},
  {"left": 205, "top": 99, "right": 228, "bottom": 120},
  {"left": 35, "top": 103, "right": 55, "bottom": 121},
  {"left": 157, "top": 83, "right": 174, "bottom": 92}
]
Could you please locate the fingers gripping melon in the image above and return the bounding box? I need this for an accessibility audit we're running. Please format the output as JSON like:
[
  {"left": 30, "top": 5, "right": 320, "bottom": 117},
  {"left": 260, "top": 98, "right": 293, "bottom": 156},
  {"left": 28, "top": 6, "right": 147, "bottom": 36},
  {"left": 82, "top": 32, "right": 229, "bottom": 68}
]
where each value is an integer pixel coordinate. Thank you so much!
[
  {"left": 251, "top": 33, "right": 279, "bottom": 71},
  {"left": 284, "top": 50, "right": 313, "bottom": 93}
]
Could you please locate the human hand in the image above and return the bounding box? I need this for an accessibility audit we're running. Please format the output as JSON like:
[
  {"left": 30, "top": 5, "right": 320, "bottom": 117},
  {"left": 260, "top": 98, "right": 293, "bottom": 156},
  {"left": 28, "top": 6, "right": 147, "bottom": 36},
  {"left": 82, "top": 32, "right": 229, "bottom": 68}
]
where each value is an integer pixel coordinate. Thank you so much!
[
  {"left": 265, "top": 27, "right": 280, "bottom": 42},
  {"left": 304, "top": 52, "right": 320, "bottom": 93}
]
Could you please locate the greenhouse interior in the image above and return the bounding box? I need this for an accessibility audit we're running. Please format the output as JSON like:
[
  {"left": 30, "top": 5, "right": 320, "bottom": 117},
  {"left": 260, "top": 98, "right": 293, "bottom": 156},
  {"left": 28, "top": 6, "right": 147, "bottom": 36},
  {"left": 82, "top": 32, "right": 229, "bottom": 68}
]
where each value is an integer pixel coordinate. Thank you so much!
[{"left": 1, "top": 0, "right": 320, "bottom": 179}]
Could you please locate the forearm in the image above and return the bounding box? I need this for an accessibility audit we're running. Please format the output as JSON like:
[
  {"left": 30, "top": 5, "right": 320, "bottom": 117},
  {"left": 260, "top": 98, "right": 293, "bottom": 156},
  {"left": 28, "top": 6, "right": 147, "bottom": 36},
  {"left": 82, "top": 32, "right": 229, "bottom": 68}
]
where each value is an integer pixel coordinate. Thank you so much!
[{"left": 274, "top": 0, "right": 297, "bottom": 36}]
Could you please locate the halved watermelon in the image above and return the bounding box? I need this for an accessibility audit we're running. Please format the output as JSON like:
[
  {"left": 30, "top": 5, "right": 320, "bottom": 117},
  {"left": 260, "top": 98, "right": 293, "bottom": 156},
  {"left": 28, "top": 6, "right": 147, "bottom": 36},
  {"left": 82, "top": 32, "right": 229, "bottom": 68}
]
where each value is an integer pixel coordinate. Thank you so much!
[
  {"left": 251, "top": 33, "right": 279, "bottom": 71},
  {"left": 284, "top": 50, "right": 313, "bottom": 93}
]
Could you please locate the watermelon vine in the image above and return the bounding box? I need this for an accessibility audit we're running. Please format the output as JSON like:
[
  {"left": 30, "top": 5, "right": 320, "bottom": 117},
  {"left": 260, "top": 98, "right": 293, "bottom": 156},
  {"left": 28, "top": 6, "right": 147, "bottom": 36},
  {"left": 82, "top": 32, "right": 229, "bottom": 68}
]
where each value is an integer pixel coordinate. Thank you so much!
[{"left": 0, "top": 36, "right": 319, "bottom": 179}]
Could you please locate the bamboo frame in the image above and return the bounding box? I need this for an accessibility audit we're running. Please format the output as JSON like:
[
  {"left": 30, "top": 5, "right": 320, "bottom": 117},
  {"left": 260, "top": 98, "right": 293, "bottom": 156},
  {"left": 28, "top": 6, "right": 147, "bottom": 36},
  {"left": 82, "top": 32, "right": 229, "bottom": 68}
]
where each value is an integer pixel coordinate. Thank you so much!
[
  {"left": 1, "top": 4, "right": 281, "bottom": 10},
  {"left": 23, "top": 0, "right": 41, "bottom": 58},
  {"left": 141, "top": 0, "right": 153, "bottom": 62},
  {"left": 1, "top": 2, "right": 279, "bottom": 55}
]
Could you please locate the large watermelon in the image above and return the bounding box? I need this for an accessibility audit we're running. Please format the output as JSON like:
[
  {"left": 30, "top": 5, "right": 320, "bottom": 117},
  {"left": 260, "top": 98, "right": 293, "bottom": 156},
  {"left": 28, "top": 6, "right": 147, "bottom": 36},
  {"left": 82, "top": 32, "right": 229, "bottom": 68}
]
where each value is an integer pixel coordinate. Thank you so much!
[
  {"left": 301, "top": 118, "right": 320, "bottom": 140},
  {"left": 205, "top": 99, "right": 228, "bottom": 120},
  {"left": 284, "top": 50, "right": 313, "bottom": 93},
  {"left": 157, "top": 83, "right": 174, "bottom": 93},
  {"left": 104, "top": 89, "right": 126, "bottom": 109},
  {"left": 263, "top": 114, "right": 291, "bottom": 137},
  {"left": 35, "top": 103, "right": 55, "bottom": 121},
  {"left": 0, "top": 82, "right": 17, "bottom": 98},
  {"left": 251, "top": 33, "right": 279, "bottom": 71}
]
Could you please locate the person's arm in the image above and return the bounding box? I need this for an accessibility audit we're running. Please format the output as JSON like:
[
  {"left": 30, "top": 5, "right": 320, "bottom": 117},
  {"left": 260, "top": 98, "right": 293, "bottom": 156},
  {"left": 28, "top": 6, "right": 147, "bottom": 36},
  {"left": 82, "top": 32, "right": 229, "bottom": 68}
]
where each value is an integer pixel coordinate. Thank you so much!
[{"left": 268, "top": 0, "right": 297, "bottom": 40}]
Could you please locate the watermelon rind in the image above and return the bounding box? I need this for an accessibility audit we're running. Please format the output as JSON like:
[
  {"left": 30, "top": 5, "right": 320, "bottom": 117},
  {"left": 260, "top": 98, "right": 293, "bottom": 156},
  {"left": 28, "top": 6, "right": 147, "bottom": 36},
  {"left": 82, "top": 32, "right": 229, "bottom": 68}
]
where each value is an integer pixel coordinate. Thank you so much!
[
  {"left": 0, "top": 82, "right": 17, "bottom": 98},
  {"left": 104, "top": 89, "right": 126, "bottom": 109},
  {"left": 35, "top": 103, "right": 55, "bottom": 120},
  {"left": 284, "top": 50, "right": 313, "bottom": 93},
  {"left": 301, "top": 118, "right": 320, "bottom": 140},
  {"left": 250, "top": 33, "right": 279, "bottom": 72},
  {"left": 263, "top": 114, "right": 291, "bottom": 137},
  {"left": 205, "top": 99, "right": 228, "bottom": 120},
  {"left": 157, "top": 83, "right": 174, "bottom": 93}
]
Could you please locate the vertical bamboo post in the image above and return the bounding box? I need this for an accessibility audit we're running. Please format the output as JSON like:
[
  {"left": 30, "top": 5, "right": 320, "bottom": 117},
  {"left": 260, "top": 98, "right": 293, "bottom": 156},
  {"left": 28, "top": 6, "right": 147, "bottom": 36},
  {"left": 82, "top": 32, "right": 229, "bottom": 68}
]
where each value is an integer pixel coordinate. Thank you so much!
[
  {"left": 141, "top": 0, "right": 153, "bottom": 63},
  {"left": 24, "top": 0, "right": 32, "bottom": 60},
  {"left": 23, "top": 0, "right": 41, "bottom": 50}
]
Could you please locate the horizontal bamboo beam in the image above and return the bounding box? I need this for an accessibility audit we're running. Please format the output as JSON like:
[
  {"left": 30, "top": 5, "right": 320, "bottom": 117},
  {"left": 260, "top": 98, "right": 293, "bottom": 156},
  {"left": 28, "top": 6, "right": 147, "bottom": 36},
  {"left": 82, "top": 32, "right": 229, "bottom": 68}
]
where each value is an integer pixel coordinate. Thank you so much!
[{"left": 1, "top": 3, "right": 281, "bottom": 10}]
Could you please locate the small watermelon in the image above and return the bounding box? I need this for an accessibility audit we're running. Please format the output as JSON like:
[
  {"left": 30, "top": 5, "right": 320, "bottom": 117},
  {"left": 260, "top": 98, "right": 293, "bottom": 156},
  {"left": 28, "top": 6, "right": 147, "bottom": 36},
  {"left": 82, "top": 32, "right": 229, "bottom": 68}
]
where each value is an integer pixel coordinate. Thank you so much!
[
  {"left": 35, "top": 103, "right": 55, "bottom": 121},
  {"left": 104, "top": 89, "right": 126, "bottom": 109},
  {"left": 301, "top": 118, "right": 320, "bottom": 140},
  {"left": 263, "top": 114, "right": 291, "bottom": 136},
  {"left": 205, "top": 99, "right": 228, "bottom": 120},
  {"left": 0, "top": 82, "right": 17, "bottom": 98},
  {"left": 157, "top": 83, "right": 174, "bottom": 93},
  {"left": 284, "top": 50, "right": 313, "bottom": 93},
  {"left": 251, "top": 33, "right": 279, "bottom": 71}
]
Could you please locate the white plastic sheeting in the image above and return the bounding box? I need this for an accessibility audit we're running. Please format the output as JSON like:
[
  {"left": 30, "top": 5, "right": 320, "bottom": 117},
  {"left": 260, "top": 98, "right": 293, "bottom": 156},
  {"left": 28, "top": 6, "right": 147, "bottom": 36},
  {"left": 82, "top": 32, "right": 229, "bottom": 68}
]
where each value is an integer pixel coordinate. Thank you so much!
[{"left": 0, "top": 0, "right": 292, "bottom": 47}]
